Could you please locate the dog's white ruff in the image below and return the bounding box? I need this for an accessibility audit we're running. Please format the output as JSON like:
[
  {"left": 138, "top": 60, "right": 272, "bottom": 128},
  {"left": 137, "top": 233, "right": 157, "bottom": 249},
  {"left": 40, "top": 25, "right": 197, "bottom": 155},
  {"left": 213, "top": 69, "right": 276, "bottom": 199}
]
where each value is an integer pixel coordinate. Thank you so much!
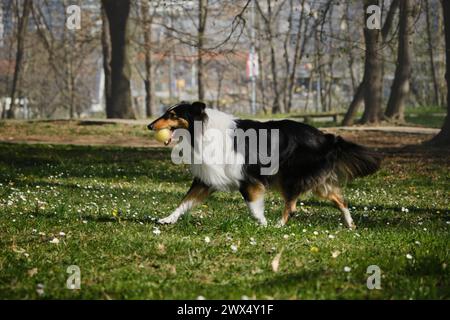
[{"left": 190, "top": 108, "right": 244, "bottom": 191}]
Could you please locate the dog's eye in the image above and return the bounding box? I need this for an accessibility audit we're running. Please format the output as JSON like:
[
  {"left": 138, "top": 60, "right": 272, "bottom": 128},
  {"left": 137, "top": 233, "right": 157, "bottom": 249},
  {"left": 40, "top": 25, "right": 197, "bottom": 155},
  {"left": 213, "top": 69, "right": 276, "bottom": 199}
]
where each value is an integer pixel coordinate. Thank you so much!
[{"left": 169, "top": 112, "right": 177, "bottom": 119}]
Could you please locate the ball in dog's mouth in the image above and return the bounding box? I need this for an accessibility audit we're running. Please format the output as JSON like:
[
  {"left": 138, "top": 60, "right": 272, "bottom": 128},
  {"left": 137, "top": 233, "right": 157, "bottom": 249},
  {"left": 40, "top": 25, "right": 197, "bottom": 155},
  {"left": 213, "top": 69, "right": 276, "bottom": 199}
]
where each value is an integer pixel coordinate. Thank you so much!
[{"left": 154, "top": 128, "right": 174, "bottom": 145}]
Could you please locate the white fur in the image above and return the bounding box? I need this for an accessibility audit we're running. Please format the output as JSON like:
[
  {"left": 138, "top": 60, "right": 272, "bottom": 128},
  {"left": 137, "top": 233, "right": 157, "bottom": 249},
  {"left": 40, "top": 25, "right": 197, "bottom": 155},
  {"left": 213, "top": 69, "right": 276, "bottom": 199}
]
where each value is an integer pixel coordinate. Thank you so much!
[
  {"left": 341, "top": 208, "right": 356, "bottom": 229},
  {"left": 190, "top": 108, "right": 244, "bottom": 191},
  {"left": 246, "top": 197, "right": 267, "bottom": 226},
  {"left": 158, "top": 200, "right": 194, "bottom": 224}
]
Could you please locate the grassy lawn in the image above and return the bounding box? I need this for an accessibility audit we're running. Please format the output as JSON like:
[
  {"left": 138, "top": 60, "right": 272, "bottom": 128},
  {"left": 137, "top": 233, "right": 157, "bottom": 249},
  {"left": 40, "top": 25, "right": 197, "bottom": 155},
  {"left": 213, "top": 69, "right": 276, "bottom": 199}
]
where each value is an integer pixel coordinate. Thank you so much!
[
  {"left": 404, "top": 106, "right": 446, "bottom": 128},
  {"left": 0, "top": 137, "right": 448, "bottom": 300}
]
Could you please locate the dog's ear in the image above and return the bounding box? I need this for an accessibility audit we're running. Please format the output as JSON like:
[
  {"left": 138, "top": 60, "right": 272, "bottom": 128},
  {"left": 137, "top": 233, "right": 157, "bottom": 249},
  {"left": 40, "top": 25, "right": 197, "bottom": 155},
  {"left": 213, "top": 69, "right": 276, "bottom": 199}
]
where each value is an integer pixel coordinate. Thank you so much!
[{"left": 191, "top": 101, "right": 206, "bottom": 115}]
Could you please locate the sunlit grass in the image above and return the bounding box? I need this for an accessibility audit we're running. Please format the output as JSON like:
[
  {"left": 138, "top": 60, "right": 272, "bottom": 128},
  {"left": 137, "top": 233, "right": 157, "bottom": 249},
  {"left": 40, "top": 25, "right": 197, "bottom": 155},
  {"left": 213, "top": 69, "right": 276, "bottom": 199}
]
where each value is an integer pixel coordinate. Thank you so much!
[{"left": 0, "top": 142, "right": 448, "bottom": 299}]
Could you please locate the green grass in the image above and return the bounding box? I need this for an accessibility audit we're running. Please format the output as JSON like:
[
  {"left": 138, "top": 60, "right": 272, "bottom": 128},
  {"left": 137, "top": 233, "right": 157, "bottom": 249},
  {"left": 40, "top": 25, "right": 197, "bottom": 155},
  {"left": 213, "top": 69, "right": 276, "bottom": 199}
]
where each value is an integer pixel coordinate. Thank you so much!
[
  {"left": 0, "top": 120, "right": 149, "bottom": 138},
  {"left": 404, "top": 113, "right": 445, "bottom": 128},
  {"left": 0, "top": 142, "right": 448, "bottom": 299}
]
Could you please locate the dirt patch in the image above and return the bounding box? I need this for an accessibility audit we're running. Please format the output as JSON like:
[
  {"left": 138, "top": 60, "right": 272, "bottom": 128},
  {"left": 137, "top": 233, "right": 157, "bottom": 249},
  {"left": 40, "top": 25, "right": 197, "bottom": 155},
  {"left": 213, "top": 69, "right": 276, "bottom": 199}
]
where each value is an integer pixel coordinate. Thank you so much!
[
  {"left": 0, "top": 135, "right": 163, "bottom": 148},
  {"left": 325, "top": 129, "right": 434, "bottom": 148},
  {"left": 0, "top": 120, "right": 444, "bottom": 152}
]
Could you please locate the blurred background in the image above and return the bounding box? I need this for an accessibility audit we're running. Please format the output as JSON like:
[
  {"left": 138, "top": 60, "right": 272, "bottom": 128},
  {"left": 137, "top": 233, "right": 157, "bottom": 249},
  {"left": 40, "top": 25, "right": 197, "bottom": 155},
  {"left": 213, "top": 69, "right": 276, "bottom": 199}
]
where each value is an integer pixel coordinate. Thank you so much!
[{"left": 0, "top": 0, "right": 447, "bottom": 126}]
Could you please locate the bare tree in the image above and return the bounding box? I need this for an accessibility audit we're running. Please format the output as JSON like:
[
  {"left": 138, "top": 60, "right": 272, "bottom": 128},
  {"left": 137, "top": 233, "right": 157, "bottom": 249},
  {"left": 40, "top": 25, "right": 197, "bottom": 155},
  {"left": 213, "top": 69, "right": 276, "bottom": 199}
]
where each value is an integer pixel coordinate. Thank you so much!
[
  {"left": 140, "top": 0, "right": 156, "bottom": 117},
  {"left": 360, "top": 0, "right": 383, "bottom": 124},
  {"left": 101, "top": 0, "right": 135, "bottom": 119},
  {"left": 6, "top": 0, "right": 32, "bottom": 119},
  {"left": 385, "top": 0, "right": 415, "bottom": 122},
  {"left": 427, "top": 0, "right": 450, "bottom": 146},
  {"left": 256, "top": 0, "right": 286, "bottom": 114},
  {"left": 343, "top": 0, "right": 399, "bottom": 125},
  {"left": 197, "top": 0, "right": 209, "bottom": 101},
  {"left": 424, "top": 0, "right": 441, "bottom": 107},
  {"left": 285, "top": 0, "right": 309, "bottom": 113},
  {"left": 101, "top": 3, "right": 112, "bottom": 118}
]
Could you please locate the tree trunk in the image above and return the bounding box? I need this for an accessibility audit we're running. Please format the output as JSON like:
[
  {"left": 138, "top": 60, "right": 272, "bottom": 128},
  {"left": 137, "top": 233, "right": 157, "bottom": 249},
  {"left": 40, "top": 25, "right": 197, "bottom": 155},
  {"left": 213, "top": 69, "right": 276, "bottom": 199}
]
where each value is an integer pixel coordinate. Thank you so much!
[
  {"left": 253, "top": 11, "right": 267, "bottom": 114},
  {"left": 286, "top": 0, "right": 308, "bottom": 113},
  {"left": 282, "top": 0, "right": 293, "bottom": 113},
  {"left": 385, "top": 0, "right": 414, "bottom": 122},
  {"left": 215, "top": 68, "right": 224, "bottom": 110},
  {"left": 345, "top": 1, "right": 357, "bottom": 93},
  {"left": 101, "top": 4, "right": 112, "bottom": 117},
  {"left": 343, "top": 0, "right": 399, "bottom": 125},
  {"left": 256, "top": 23, "right": 268, "bottom": 114},
  {"left": 197, "top": 0, "right": 208, "bottom": 101},
  {"left": 141, "top": 0, "right": 155, "bottom": 117},
  {"left": 101, "top": 0, "right": 135, "bottom": 119},
  {"left": 342, "top": 81, "right": 365, "bottom": 126},
  {"left": 425, "top": 0, "right": 440, "bottom": 107},
  {"left": 7, "top": 0, "right": 32, "bottom": 119},
  {"left": 361, "top": 1, "right": 382, "bottom": 124},
  {"left": 257, "top": 0, "right": 284, "bottom": 114},
  {"left": 269, "top": 36, "right": 283, "bottom": 113},
  {"left": 427, "top": 0, "right": 450, "bottom": 146}
]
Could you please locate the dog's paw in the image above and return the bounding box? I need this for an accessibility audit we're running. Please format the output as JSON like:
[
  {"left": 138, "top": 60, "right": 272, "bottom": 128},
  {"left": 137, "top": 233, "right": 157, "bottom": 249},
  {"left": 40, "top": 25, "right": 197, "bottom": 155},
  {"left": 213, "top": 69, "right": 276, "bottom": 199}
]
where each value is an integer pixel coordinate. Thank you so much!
[
  {"left": 258, "top": 219, "right": 268, "bottom": 227},
  {"left": 158, "top": 215, "right": 178, "bottom": 224},
  {"left": 275, "top": 220, "right": 285, "bottom": 228},
  {"left": 347, "top": 222, "right": 356, "bottom": 230}
]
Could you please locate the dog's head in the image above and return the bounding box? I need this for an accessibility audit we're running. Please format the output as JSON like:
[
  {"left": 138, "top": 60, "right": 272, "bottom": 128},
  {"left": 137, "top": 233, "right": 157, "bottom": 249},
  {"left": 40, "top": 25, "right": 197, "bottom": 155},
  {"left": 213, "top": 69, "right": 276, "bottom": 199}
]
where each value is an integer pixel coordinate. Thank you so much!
[{"left": 147, "top": 101, "right": 206, "bottom": 144}]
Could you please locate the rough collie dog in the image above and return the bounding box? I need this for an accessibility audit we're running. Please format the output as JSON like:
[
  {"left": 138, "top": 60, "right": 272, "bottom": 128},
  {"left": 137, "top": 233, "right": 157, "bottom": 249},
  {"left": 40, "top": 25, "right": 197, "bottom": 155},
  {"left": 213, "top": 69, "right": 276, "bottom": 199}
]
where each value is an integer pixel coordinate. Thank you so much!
[{"left": 148, "top": 101, "right": 381, "bottom": 229}]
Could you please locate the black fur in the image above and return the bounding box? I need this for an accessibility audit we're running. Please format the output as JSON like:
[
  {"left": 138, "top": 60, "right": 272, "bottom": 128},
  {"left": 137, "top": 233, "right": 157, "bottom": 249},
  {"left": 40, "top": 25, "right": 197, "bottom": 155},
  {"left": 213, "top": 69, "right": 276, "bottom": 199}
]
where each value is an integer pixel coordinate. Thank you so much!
[{"left": 234, "top": 119, "right": 381, "bottom": 197}]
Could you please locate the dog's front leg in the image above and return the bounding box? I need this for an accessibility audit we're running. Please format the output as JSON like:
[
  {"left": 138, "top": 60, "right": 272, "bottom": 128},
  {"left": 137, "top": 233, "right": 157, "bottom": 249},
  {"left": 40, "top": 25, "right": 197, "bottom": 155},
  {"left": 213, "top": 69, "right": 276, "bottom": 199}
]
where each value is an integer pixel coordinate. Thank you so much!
[{"left": 158, "top": 179, "right": 212, "bottom": 224}]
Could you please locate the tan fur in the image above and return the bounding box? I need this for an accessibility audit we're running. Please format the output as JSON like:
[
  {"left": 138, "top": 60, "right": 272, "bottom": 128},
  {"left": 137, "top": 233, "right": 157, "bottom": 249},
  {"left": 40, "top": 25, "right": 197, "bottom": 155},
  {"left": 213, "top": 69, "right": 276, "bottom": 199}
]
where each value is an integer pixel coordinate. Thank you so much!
[
  {"left": 281, "top": 199, "right": 297, "bottom": 225},
  {"left": 183, "top": 183, "right": 211, "bottom": 204},
  {"left": 151, "top": 117, "right": 188, "bottom": 130},
  {"left": 313, "top": 184, "right": 356, "bottom": 229},
  {"left": 245, "top": 183, "right": 265, "bottom": 202}
]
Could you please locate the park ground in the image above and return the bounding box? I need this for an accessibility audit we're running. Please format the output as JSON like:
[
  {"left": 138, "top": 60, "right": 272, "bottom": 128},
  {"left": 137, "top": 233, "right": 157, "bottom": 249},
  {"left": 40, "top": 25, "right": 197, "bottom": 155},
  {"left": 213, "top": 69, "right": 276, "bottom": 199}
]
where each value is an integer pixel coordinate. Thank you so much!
[{"left": 0, "top": 110, "right": 448, "bottom": 299}]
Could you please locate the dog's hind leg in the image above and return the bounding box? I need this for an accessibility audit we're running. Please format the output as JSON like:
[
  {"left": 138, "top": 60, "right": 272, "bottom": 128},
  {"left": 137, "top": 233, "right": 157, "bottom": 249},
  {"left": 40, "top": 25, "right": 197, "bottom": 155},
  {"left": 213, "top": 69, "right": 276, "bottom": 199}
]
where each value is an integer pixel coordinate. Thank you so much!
[
  {"left": 240, "top": 182, "right": 267, "bottom": 226},
  {"left": 313, "top": 185, "right": 356, "bottom": 229},
  {"left": 158, "top": 179, "right": 212, "bottom": 224}
]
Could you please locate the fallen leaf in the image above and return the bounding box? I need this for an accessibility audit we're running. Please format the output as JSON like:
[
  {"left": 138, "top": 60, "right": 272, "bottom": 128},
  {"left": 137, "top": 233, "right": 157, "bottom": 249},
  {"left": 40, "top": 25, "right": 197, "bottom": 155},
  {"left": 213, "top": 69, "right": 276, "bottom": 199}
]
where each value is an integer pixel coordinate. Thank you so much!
[
  {"left": 271, "top": 249, "right": 284, "bottom": 272},
  {"left": 157, "top": 243, "right": 166, "bottom": 254},
  {"left": 28, "top": 268, "right": 38, "bottom": 277},
  {"left": 331, "top": 250, "right": 341, "bottom": 258}
]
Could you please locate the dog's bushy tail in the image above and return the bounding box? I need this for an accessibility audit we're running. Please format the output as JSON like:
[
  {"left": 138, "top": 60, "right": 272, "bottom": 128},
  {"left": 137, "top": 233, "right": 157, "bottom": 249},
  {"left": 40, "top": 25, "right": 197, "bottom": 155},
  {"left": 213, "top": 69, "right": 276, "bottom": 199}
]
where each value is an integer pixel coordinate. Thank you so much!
[{"left": 326, "top": 134, "right": 382, "bottom": 181}]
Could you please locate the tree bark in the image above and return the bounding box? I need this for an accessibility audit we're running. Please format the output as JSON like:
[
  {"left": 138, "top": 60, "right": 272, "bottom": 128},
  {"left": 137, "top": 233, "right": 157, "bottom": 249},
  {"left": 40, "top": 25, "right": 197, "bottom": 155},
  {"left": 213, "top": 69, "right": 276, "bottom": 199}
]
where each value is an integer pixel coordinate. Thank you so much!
[
  {"left": 385, "top": 0, "right": 414, "bottom": 122},
  {"left": 101, "top": 4, "right": 112, "bottom": 117},
  {"left": 361, "top": 1, "right": 383, "bottom": 124},
  {"left": 381, "top": 0, "right": 400, "bottom": 41},
  {"left": 427, "top": 0, "right": 450, "bottom": 146},
  {"left": 257, "top": 0, "right": 284, "bottom": 114},
  {"left": 286, "top": 0, "right": 308, "bottom": 113},
  {"left": 197, "top": 0, "right": 208, "bottom": 101},
  {"left": 342, "top": 81, "right": 365, "bottom": 126},
  {"left": 141, "top": 0, "right": 155, "bottom": 117},
  {"left": 7, "top": 0, "right": 32, "bottom": 119},
  {"left": 425, "top": 0, "right": 440, "bottom": 107},
  {"left": 101, "top": 0, "right": 135, "bottom": 119}
]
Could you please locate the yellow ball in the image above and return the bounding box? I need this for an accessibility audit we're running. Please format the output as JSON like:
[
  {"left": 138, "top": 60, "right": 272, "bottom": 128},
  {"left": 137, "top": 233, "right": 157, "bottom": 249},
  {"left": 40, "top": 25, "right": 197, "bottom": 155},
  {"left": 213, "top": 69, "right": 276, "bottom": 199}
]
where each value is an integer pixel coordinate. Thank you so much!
[{"left": 154, "top": 128, "right": 172, "bottom": 143}]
